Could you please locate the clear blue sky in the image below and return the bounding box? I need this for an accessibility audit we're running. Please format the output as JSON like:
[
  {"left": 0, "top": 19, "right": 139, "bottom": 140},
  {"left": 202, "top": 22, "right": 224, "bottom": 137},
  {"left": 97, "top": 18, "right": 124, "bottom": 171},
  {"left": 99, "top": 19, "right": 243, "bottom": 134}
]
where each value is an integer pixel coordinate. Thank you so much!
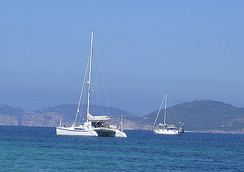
[{"left": 1, "top": 1, "right": 244, "bottom": 116}]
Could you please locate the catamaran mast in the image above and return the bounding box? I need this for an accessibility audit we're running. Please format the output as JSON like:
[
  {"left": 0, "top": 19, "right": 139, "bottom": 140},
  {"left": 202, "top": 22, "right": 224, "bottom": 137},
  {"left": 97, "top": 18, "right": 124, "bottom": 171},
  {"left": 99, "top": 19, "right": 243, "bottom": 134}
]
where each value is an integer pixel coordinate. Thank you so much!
[
  {"left": 163, "top": 92, "right": 168, "bottom": 125},
  {"left": 87, "top": 31, "right": 94, "bottom": 122}
]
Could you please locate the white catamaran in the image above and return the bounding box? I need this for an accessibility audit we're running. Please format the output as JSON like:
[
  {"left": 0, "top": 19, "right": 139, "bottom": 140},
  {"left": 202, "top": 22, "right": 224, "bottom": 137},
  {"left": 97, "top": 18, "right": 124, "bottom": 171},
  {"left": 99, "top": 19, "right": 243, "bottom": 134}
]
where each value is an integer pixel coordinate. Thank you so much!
[
  {"left": 56, "top": 31, "right": 127, "bottom": 137},
  {"left": 153, "top": 92, "right": 184, "bottom": 135},
  {"left": 90, "top": 114, "right": 127, "bottom": 137}
]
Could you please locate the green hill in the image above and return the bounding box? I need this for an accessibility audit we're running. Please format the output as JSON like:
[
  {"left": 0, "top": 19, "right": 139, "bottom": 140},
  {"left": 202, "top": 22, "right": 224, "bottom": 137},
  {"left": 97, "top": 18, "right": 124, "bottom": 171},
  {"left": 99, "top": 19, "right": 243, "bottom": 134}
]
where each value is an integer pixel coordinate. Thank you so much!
[{"left": 139, "top": 100, "right": 244, "bottom": 133}]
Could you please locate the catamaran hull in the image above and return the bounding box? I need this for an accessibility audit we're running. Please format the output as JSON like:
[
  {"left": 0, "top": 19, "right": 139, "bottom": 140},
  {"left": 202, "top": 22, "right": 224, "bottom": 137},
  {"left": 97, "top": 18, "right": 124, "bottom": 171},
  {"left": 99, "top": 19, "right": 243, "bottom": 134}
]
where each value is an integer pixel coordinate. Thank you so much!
[
  {"left": 115, "top": 130, "right": 127, "bottom": 137},
  {"left": 153, "top": 129, "right": 184, "bottom": 135},
  {"left": 56, "top": 127, "right": 98, "bottom": 136},
  {"left": 95, "top": 128, "right": 127, "bottom": 137}
]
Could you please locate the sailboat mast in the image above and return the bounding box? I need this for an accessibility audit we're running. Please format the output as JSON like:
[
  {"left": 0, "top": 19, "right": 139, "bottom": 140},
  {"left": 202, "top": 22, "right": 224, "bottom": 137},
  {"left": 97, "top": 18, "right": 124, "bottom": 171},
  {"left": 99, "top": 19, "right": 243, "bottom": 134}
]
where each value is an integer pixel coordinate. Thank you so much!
[
  {"left": 163, "top": 92, "right": 168, "bottom": 125},
  {"left": 87, "top": 31, "right": 94, "bottom": 122},
  {"left": 153, "top": 95, "right": 164, "bottom": 127},
  {"left": 120, "top": 114, "right": 124, "bottom": 132}
]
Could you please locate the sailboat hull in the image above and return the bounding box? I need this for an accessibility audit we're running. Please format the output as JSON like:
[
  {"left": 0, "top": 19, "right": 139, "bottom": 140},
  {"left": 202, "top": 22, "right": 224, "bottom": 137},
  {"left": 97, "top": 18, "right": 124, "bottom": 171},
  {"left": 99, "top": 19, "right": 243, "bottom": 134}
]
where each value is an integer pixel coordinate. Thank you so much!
[
  {"left": 56, "top": 127, "right": 98, "bottom": 136},
  {"left": 153, "top": 129, "right": 183, "bottom": 135}
]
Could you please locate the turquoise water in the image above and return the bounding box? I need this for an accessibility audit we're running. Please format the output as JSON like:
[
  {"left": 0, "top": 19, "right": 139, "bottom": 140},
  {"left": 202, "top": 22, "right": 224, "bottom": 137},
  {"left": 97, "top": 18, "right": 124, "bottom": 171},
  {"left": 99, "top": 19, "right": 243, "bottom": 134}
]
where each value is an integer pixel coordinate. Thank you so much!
[{"left": 0, "top": 126, "right": 244, "bottom": 171}]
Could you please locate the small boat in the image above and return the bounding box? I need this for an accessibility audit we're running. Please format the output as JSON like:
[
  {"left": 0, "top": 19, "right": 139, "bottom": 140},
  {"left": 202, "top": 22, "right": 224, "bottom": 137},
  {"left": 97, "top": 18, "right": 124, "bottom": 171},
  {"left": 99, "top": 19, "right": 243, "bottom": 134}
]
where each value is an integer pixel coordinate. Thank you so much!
[
  {"left": 56, "top": 31, "right": 127, "bottom": 137},
  {"left": 153, "top": 92, "right": 184, "bottom": 135}
]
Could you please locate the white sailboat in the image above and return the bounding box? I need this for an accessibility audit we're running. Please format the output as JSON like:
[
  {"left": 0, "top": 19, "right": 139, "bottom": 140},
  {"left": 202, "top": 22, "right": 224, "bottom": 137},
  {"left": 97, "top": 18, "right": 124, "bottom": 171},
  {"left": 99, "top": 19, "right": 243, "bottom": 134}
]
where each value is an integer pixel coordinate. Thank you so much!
[
  {"left": 153, "top": 92, "right": 184, "bottom": 135},
  {"left": 56, "top": 31, "right": 97, "bottom": 136},
  {"left": 56, "top": 31, "right": 127, "bottom": 137}
]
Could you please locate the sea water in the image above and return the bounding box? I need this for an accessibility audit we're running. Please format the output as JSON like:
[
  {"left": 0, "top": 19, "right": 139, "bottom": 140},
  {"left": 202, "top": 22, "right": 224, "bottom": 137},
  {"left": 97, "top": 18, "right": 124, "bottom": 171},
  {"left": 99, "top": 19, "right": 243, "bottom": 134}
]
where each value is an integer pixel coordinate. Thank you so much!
[{"left": 0, "top": 126, "right": 244, "bottom": 172}]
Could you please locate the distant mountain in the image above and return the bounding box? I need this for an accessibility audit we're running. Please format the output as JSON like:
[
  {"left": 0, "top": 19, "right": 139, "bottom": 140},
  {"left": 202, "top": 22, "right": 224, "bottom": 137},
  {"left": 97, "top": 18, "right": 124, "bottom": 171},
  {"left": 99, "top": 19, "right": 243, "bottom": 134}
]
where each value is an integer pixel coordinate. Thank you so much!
[
  {"left": 0, "top": 100, "right": 244, "bottom": 133},
  {"left": 1, "top": 104, "right": 140, "bottom": 129},
  {"left": 34, "top": 104, "right": 141, "bottom": 129},
  {"left": 0, "top": 105, "right": 24, "bottom": 126}
]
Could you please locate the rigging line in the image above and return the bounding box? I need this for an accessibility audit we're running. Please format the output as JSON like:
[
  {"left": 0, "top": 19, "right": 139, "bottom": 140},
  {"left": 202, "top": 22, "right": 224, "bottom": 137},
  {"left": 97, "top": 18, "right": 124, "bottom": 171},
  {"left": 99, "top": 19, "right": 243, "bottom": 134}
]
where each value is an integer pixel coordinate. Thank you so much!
[
  {"left": 153, "top": 92, "right": 166, "bottom": 128},
  {"left": 78, "top": 104, "right": 85, "bottom": 123},
  {"left": 164, "top": 92, "right": 168, "bottom": 125},
  {"left": 167, "top": 97, "right": 178, "bottom": 125},
  {"left": 72, "top": 55, "right": 90, "bottom": 127},
  {"left": 93, "top": 38, "right": 111, "bottom": 117}
]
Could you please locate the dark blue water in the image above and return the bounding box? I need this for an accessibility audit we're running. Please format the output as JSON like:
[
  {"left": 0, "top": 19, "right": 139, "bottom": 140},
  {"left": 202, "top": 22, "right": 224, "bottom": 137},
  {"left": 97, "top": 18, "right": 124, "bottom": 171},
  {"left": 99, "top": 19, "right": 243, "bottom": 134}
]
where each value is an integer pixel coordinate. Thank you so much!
[{"left": 0, "top": 126, "right": 244, "bottom": 171}]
